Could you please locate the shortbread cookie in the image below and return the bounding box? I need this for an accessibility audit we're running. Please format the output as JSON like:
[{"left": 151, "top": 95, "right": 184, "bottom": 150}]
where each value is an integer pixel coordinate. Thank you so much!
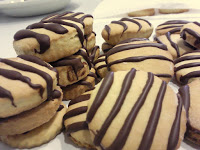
[
  {"left": 156, "top": 20, "right": 190, "bottom": 36},
  {"left": 0, "top": 86, "right": 62, "bottom": 136},
  {"left": 0, "top": 55, "right": 57, "bottom": 118},
  {"left": 94, "top": 54, "right": 108, "bottom": 78},
  {"left": 62, "top": 68, "right": 97, "bottom": 100},
  {"left": 84, "top": 32, "right": 96, "bottom": 51},
  {"left": 179, "top": 79, "right": 200, "bottom": 145},
  {"left": 102, "top": 18, "right": 153, "bottom": 45},
  {"left": 50, "top": 49, "right": 91, "bottom": 87},
  {"left": 0, "top": 103, "right": 67, "bottom": 149},
  {"left": 89, "top": 46, "right": 100, "bottom": 63},
  {"left": 87, "top": 69, "right": 186, "bottom": 150},
  {"left": 41, "top": 11, "right": 93, "bottom": 35},
  {"left": 128, "top": 8, "right": 155, "bottom": 17},
  {"left": 155, "top": 32, "right": 195, "bottom": 59},
  {"left": 181, "top": 22, "right": 200, "bottom": 49},
  {"left": 159, "top": 9, "right": 189, "bottom": 14},
  {"left": 64, "top": 91, "right": 95, "bottom": 149},
  {"left": 14, "top": 17, "right": 85, "bottom": 62},
  {"left": 102, "top": 42, "right": 114, "bottom": 53},
  {"left": 174, "top": 50, "right": 200, "bottom": 84},
  {"left": 106, "top": 38, "right": 174, "bottom": 82}
]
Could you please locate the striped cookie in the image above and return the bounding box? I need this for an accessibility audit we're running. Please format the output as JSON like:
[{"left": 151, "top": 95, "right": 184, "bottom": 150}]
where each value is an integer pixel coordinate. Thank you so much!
[{"left": 94, "top": 54, "right": 108, "bottom": 78}]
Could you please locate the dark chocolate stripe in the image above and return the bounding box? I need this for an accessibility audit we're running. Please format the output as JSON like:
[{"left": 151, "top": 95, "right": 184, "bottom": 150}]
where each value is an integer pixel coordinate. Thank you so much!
[
  {"left": 134, "top": 18, "right": 152, "bottom": 26},
  {"left": 63, "top": 106, "right": 87, "bottom": 121},
  {"left": 55, "top": 11, "right": 73, "bottom": 18},
  {"left": 167, "top": 94, "right": 183, "bottom": 150},
  {"left": 0, "top": 86, "right": 15, "bottom": 107},
  {"left": 94, "top": 69, "right": 136, "bottom": 146},
  {"left": 55, "top": 16, "right": 85, "bottom": 28},
  {"left": 166, "top": 32, "right": 180, "bottom": 57},
  {"left": 174, "top": 55, "right": 200, "bottom": 64},
  {"left": 180, "top": 71, "right": 200, "bottom": 84},
  {"left": 69, "top": 12, "right": 84, "bottom": 17},
  {"left": 14, "top": 29, "right": 50, "bottom": 54},
  {"left": 26, "top": 22, "right": 68, "bottom": 34},
  {"left": 155, "top": 74, "right": 172, "bottom": 78},
  {"left": 51, "top": 89, "right": 61, "bottom": 99},
  {"left": 157, "top": 25, "right": 182, "bottom": 31},
  {"left": 106, "top": 72, "right": 154, "bottom": 150},
  {"left": 175, "top": 62, "right": 200, "bottom": 72},
  {"left": 41, "top": 13, "right": 58, "bottom": 21},
  {"left": 90, "top": 46, "right": 99, "bottom": 63},
  {"left": 138, "top": 81, "right": 167, "bottom": 150},
  {"left": 181, "top": 28, "right": 200, "bottom": 46},
  {"left": 66, "top": 121, "right": 88, "bottom": 135},
  {"left": 75, "top": 49, "right": 92, "bottom": 69},
  {"left": 118, "top": 38, "right": 148, "bottom": 44},
  {"left": 79, "top": 80, "right": 94, "bottom": 89},
  {"left": 69, "top": 94, "right": 90, "bottom": 106},
  {"left": 57, "top": 105, "right": 64, "bottom": 112},
  {"left": 107, "top": 55, "right": 173, "bottom": 68},
  {"left": 111, "top": 21, "right": 128, "bottom": 36},
  {"left": 158, "top": 20, "right": 189, "bottom": 26},
  {"left": 87, "top": 72, "right": 114, "bottom": 123},
  {"left": 0, "top": 58, "right": 53, "bottom": 98},
  {"left": 96, "top": 64, "right": 107, "bottom": 71},
  {"left": 79, "top": 14, "right": 93, "bottom": 21},
  {"left": 168, "top": 28, "right": 182, "bottom": 34},
  {"left": 120, "top": 18, "right": 142, "bottom": 31},
  {"left": 94, "top": 58, "right": 105, "bottom": 66},
  {"left": 105, "top": 25, "right": 111, "bottom": 40},
  {"left": 88, "top": 71, "right": 97, "bottom": 79}
]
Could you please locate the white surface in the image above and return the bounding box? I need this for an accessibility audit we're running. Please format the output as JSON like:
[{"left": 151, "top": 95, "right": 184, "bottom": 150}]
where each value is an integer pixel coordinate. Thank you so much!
[{"left": 0, "top": 0, "right": 200, "bottom": 149}]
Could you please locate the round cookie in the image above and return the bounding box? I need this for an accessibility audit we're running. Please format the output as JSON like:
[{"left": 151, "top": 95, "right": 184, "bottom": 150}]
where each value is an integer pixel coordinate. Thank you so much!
[
  {"left": 174, "top": 50, "right": 200, "bottom": 85},
  {"left": 102, "top": 18, "right": 153, "bottom": 46},
  {"left": 50, "top": 49, "right": 91, "bottom": 87},
  {"left": 102, "top": 42, "right": 114, "bottom": 53},
  {"left": 155, "top": 32, "right": 195, "bottom": 59},
  {"left": 84, "top": 32, "right": 96, "bottom": 51},
  {"left": 94, "top": 54, "right": 108, "bottom": 78},
  {"left": 0, "top": 55, "right": 57, "bottom": 118},
  {"left": 62, "top": 68, "right": 97, "bottom": 100},
  {"left": 106, "top": 38, "right": 174, "bottom": 82},
  {"left": 156, "top": 20, "right": 190, "bottom": 37},
  {"left": 181, "top": 22, "right": 200, "bottom": 49},
  {"left": 0, "top": 102, "right": 67, "bottom": 149},
  {"left": 64, "top": 91, "right": 95, "bottom": 149},
  {"left": 128, "top": 8, "right": 155, "bottom": 17},
  {"left": 159, "top": 9, "right": 189, "bottom": 14},
  {"left": 14, "top": 16, "right": 85, "bottom": 62},
  {"left": 86, "top": 69, "right": 186, "bottom": 150}
]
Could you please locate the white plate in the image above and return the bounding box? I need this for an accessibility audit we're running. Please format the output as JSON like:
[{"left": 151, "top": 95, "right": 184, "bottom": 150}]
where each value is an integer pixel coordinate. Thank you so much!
[{"left": 0, "top": 0, "right": 71, "bottom": 17}]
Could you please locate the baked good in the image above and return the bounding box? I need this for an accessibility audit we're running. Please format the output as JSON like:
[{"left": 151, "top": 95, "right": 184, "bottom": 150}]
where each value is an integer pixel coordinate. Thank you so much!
[
  {"left": 159, "top": 9, "right": 189, "bottom": 14},
  {"left": 84, "top": 32, "right": 96, "bottom": 51},
  {"left": 156, "top": 20, "right": 190, "bottom": 37},
  {"left": 102, "top": 18, "right": 153, "bottom": 45},
  {"left": 50, "top": 49, "right": 91, "bottom": 87},
  {"left": 0, "top": 102, "right": 67, "bottom": 149},
  {"left": 64, "top": 91, "right": 95, "bottom": 149},
  {"left": 128, "top": 8, "right": 155, "bottom": 17},
  {"left": 88, "top": 46, "right": 100, "bottom": 64},
  {"left": 94, "top": 54, "right": 108, "bottom": 78},
  {"left": 106, "top": 38, "right": 174, "bottom": 82},
  {"left": 41, "top": 11, "right": 93, "bottom": 35},
  {"left": 102, "top": 42, "right": 114, "bottom": 53},
  {"left": 181, "top": 22, "right": 200, "bottom": 49},
  {"left": 0, "top": 55, "right": 57, "bottom": 118},
  {"left": 62, "top": 68, "right": 97, "bottom": 100},
  {"left": 14, "top": 16, "right": 85, "bottom": 62},
  {"left": 155, "top": 32, "right": 195, "bottom": 59},
  {"left": 87, "top": 69, "right": 186, "bottom": 150},
  {"left": 179, "top": 79, "right": 200, "bottom": 145},
  {"left": 174, "top": 50, "right": 200, "bottom": 84}
]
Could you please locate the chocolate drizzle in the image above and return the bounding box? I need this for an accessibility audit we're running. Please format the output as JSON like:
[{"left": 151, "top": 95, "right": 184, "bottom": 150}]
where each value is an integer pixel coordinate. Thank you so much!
[
  {"left": 154, "top": 73, "right": 172, "bottom": 78},
  {"left": 0, "top": 86, "right": 15, "bottom": 107},
  {"left": 66, "top": 121, "right": 88, "bottom": 135},
  {"left": 69, "top": 94, "right": 90, "bottom": 106},
  {"left": 166, "top": 32, "right": 180, "bottom": 57},
  {"left": 134, "top": 18, "right": 152, "bottom": 26},
  {"left": 118, "top": 38, "right": 148, "bottom": 45},
  {"left": 175, "top": 62, "right": 200, "bottom": 72},
  {"left": 120, "top": 18, "right": 142, "bottom": 31},
  {"left": 14, "top": 29, "right": 50, "bottom": 54},
  {"left": 90, "top": 46, "right": 99, "bottom": 63},
  {"left": 64, "top": 106, "right": 87, "bottom": 121},
  {"left": 75, "top": 49, "right": 92, "bottom": 69},
  {"left": 174, "top": 55, "right": 200, "bottom": 64},
  {"left": 180, "top": 71, "right": 200, "bottom": 84},
  {"left": 111, "top": 21, "right": 128, "bottom": 36},
  {"left": 57, "top": 105, "right": 64, "bottom": 112},
  {"left": 105, "top": 25, "right": 111, "bottom": 40}
]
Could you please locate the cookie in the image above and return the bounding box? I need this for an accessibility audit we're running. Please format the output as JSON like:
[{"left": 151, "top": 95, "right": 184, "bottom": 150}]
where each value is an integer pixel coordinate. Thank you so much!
[
  {"left": 156, "top": 20, "right": 190, "bottom": 37},
  {"left": 106, "top": 38, "right": 174, "bottom": 82},
  {"left": 0, "top": 102, "right": 67, "bottom": 149},
  {"left": 174, "top": 50, "right": 200, "bottom": 85},
  {"left": 102, "top": 42, "right": 114, "bottom": 53},
  {"left": 50, "top": 49, "right": 91, "bottom": 87},
  {"left": 88, "top": 46, "right": 100, "bottom": 63},
  {"left": 64, "top": 91, "right": 95, "bottom": 149},
  {"left": 62, "top": 68, "right": 97, "bottom": 100},
  {"left": 0, "top": 55, "right": 57, "bottom": 118},
  {"left": 41, "top": 11, "right": 93, "bottom": 35},
  {"left": 128, "top": 8, "right": 155, "bottom": 17},
  {"left": 102, "top": 18, "right": 153, "bottom": 45},
  {"left": 0, "top": 86, "right": 62, "bottom": 136},
  {"left": 155, "top": 32, "right": 195, "bottom": 59},
  {"left": 84, "top": 32, "right": 96, "bottom": 51},
  {"left": 14, "top": 16, "right": 85, "bottom": 62},
  {"left": 94, "top": 54, "right": 108, "bottom": 78},
  {"left": 181, "top": 22, "right": 200, "bottom": 49},
  {"left": 159, "top": 9, "right": 189, "bottom": 14},
  {"left": 179, "top": 79, "right": 200, "bottom": 145},
  {"left": 86, "top": 69, "right": 186, "bottom": 150}
]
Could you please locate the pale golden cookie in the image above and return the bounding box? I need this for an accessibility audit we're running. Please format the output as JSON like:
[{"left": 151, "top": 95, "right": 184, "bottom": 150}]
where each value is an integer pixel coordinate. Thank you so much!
[
  {"left": 84, "top": 32, "right": 96, "bottom": 51},
  {"left": 0, "top": 55, "right": 57, "bottom": 118},
  {"left": 159, "top": 9, "right": 189, "bottom": 14},
  {"left": 102, "top": 42, "right": 113, "bottom": 53},
  {"left": 106, "top": 38, "right": 174, "bottom": 82},
  {"left": 128, "top": 8, "right": 155, "bottom": 17},
  {"left": 181, "top": 22, "right": 200, "bottom": 49},
  {"left": 64, "top": 91, "right": 95, "bottom": 149},
  {"left": 50, "top": 49, "right": 91, "bottom": 87},
  {"left": 88, "top": 46, "right": 100, "bottom": 63},
  {"left": 174, "top": 50, "right": 200, "bottom": 84},
  {"left": 0, "top": 103, "right": 67, "bottom": 149},
  {"left": 87, "top": 69, "right": 186, "bottom": 150},
  {"left": 156, "top": 20, "right": 190, "bottom": 37},
  {"left": 102, "top": 18, "right": 153, "bottom": 45},
  {"left": 62, "top": 68, "right": 97, "bottom": 100},
  {"left": 94, "top": 54, "right": 108, "bottom": 78}
]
